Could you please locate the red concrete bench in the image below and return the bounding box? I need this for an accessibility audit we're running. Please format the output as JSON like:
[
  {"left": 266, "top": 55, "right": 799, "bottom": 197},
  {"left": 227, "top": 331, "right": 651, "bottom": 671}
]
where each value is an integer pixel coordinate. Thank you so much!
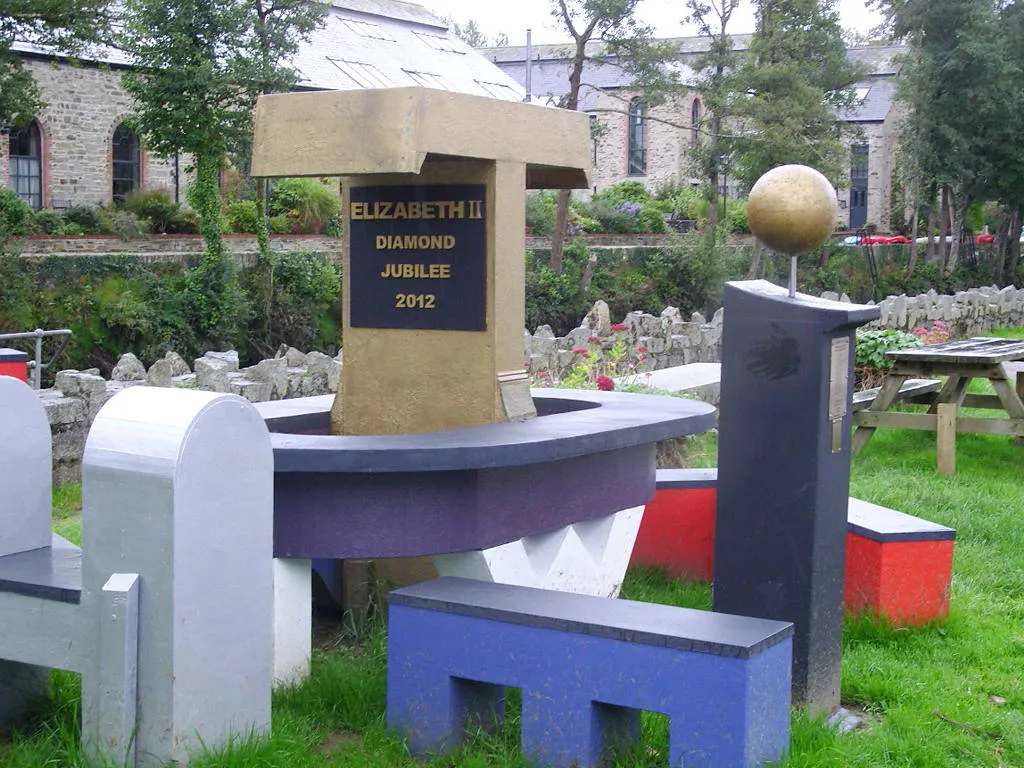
[
  {"left": 0, "top": 348, "right": 28, "bottom": 383},
  {"left": 631, "top": 470, "right": 956, "bottom": 625},
  {"left": 845, "top": 498, "right": 955, "bottom": 625}
]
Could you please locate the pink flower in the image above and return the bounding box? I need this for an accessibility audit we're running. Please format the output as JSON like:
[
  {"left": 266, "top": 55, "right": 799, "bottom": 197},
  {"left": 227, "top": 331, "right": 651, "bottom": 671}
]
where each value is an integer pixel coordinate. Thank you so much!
[
  {"left": 587, "top": 335, "right": 601, "bottom": 344},
  {"left": 537, "top": 371, "right": 549, "bottom": 377},
  {"left": 596, "top": 375, "right": 615, "bottom": 391},
  {"left": 637, "top": 345, "right": 648, "bottom": 353},
  {"left": 610, "top": 323, "right": 629, "bottom": 332},
  {"left": 572, "top": 347, "right": 588, "bottom": 354}
]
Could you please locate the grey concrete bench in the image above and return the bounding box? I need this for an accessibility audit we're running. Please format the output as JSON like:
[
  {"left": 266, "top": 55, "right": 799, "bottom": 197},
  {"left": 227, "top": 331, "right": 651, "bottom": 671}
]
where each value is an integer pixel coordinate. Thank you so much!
[{"left": 0, "top": 377, "right": 274, "bottom": 766}]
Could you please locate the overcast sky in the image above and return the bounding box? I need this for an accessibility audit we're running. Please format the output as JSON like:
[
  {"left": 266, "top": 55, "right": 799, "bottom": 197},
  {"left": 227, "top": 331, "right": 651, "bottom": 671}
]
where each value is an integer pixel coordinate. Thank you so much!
[{"left": 424, "top": 0, "right": 884, "bottom": 47}]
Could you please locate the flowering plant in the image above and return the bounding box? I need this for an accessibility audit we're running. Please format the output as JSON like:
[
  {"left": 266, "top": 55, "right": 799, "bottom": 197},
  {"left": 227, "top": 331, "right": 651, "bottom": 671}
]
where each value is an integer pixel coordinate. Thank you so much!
[
  {"left": 912, "top": 320, "right": 950, "bottom": 346},
  {"left": 556, "top": 322, "right": 651, "bottom": 391}
]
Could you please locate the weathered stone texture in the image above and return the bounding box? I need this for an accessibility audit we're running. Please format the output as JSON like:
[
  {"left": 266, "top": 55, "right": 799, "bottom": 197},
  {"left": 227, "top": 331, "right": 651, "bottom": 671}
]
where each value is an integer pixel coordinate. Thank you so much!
[
  {"left": 591, "top": 90, "right": 699, "bottom": 193},
  {"left": 37, "top": 348, "right": 342, "bottom": 484},
  {"left": 1, "top": 59, "right": 178, "bottom": 208}
]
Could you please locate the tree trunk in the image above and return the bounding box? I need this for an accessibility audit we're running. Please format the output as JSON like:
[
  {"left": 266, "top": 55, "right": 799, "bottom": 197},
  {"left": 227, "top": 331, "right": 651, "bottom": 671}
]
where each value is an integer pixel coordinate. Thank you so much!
[
  {"left": 937, "top": 186, "right": 950, "bottom": 267},
  {"left": 550, "top": 189, "right": 572, "bottom": 273},
  {"left": 925, "top": 187, "right": 938, "bottom": 263},
  {"left": 907, "top": 187, "right": 920, "bottom": 272},
  {"left": 194, "top": 151, "right": 226, "bottom": 264},
  {"left": 250, "top": 177, "right": 275, "bottom": 353},
  {"left": 549, "top": 29, "right": 587, "bottom": 274},
  {"left": 579, "top": 247, "right": 598, "bottom": 294},
  {"left": 747, "top": 243, "right": 762, "bottom": 278},
  {"left": 944, "top": 190, "right": 962, "bottom": 276},
  {"left": 993, "top": 210, "right": 1010, "bottom": 279},
  {"left": 1006, "top": 207, "right": 1022, "bottom": 283},
  {"left": 707, "top": 112, "right": 721, "bottom": 239}
]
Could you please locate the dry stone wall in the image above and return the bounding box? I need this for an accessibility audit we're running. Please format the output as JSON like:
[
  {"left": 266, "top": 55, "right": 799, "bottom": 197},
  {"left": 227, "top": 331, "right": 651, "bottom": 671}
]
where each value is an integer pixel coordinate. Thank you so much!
[
  {"left": 41, "top": 347, "right": 341, "bottom": 485},
  {"left": 33, "top": 284, "right": 1024, "bottom": 484},
  {"left": 524, "top": 286, "right": 1024, "bottom": 381}
]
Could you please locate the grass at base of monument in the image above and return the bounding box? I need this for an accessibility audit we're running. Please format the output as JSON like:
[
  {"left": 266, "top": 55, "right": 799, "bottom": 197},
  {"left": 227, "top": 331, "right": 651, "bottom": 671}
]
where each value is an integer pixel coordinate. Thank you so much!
[{"left": 6, "top": 430, "right": 1023, "bottom": 767}]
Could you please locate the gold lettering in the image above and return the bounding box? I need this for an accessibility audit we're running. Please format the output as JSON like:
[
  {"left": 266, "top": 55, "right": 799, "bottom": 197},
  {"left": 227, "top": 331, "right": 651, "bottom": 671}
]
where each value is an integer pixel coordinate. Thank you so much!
[
  {"left": 379, "top": 263, "right": 452, "bottom": 278},
  {"left": 352, "top": 196, "right": 483, "bottom": 220}
]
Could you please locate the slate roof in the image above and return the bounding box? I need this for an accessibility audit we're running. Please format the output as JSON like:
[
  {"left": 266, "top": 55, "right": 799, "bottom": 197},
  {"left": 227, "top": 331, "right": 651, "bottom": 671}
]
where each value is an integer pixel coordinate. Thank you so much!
[
  {"left": 485, "top": 37, "right": 905, "bottom": 122},
  {"left": 11, "top": 1, "right": 525, "bottom": 102}
]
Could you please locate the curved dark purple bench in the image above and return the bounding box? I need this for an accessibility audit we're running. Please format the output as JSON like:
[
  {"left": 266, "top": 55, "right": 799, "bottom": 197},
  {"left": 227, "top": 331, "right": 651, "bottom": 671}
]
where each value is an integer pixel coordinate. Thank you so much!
[{"left": 257, "top": 390, "right": 716, "bottom": 560}]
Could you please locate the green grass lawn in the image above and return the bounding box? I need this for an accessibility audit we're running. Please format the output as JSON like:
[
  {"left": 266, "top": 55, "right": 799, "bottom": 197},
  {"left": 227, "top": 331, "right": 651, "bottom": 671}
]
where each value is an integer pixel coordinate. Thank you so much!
[{"left": 3, "top": 391, "right": 1024, "bottom": 766}]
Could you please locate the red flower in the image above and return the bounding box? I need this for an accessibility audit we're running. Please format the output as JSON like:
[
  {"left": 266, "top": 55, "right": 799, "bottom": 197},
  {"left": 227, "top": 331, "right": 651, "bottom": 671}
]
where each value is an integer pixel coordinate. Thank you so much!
[
  {"left": 610, "top": 323, "right": 629, "bottom": 332},
  {"left": 596, "top": 375, "right": 615, "bottom": 391},
  {"left": 572, "top": 347, "right": 588, "bottom": 354},
  {"left": 637, "top": 345, "right": 648, "bottom": 353},
  {"left": 587, "top": 335, "right": 601, "bottom": 344}
]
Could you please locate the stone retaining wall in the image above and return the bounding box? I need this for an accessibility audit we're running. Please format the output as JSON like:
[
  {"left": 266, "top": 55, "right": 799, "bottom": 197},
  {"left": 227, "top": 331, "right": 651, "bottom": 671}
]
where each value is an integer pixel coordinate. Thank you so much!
[
  {"left": 524, "top": 285, "right": 1024, "bottom": 381},
  {"left": 11, "top": 234, "right": 341, "bottom": 261},
  {"left": 41, "top": 347, "right": 341, "bottom": 486},
  {"left": 34, "top": 284, "right": 1024, "bottom": 484}
]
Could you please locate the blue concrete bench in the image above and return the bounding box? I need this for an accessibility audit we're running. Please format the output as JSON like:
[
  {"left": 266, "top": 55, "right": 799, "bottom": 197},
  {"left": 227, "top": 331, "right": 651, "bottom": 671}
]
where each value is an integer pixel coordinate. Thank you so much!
[{"left": 387, "top": 577, "right": 793, "bottom": 768}]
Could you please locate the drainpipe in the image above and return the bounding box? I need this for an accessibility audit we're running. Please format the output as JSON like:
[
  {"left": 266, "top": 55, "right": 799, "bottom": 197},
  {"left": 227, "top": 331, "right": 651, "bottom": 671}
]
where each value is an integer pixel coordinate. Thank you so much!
[{"left": 525, "top": 29, "right": 532, "bottom": 103}]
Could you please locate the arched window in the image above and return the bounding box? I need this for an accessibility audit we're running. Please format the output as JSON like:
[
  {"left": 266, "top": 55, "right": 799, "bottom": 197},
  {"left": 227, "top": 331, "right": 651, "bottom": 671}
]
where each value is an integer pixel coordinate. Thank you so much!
[
  {"left": 112, "top": 123, "right": 140, "bottom": 202},
  {"left": 627, "top": 97, "right": 646, "bottom": 176},
  {"left": 690, "top": 99, "right": 701, "bottom": 147},
  {"left": 9, "top": 121, "right": 42, "bottom": 210}
]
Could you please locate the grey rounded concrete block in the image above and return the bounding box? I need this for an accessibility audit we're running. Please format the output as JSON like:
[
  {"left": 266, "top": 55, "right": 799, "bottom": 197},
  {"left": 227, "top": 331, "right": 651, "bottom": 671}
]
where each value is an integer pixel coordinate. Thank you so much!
[
  {"left": 0, "top": 376, "right": 51, "bottom": 558},
  {"left": 80, "top": 387, "right": 274, "bottom": 767}
]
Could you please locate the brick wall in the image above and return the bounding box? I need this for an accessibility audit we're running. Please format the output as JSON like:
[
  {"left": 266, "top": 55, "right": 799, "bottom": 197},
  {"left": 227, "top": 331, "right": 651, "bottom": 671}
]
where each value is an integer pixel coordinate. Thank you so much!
[{"left": 1, "top": 57, "right": 180, "bottom": 209}]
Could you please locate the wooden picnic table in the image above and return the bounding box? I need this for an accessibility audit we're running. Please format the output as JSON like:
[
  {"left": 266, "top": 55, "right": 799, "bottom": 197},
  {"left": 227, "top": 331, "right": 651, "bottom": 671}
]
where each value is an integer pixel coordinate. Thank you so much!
[{"left": 851, "top": 337, "right": 1024, "bottom": 474}]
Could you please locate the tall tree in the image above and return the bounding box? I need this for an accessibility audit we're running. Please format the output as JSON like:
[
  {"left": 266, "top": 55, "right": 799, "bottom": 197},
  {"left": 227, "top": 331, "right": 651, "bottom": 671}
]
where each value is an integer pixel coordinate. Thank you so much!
[
  {"left": 880, "top": 0, "right": 1007, "bottom": 274},
  {"left": 120, "top": 0, "right": 254, "bottom": 346},
  {"left": 730, "top": 0, "right": 865, "bottom": 192},
  {"left": 546, "top": 0, "right": 678, "bottom": 272},
  {"left": 120, "top": 0, "right": 327, "bottom": 347},
  {"left": 446, "top": 17, "right": 508, "bottom": 48},
  {"left": 686, "top": 0, "right": 741, "bottom": 239},
  {"left": 231, "top": 0, "right": 328, "bottom": 344},
  {"left": 0, "top": 0, "right": 115, "bottom": 127}
]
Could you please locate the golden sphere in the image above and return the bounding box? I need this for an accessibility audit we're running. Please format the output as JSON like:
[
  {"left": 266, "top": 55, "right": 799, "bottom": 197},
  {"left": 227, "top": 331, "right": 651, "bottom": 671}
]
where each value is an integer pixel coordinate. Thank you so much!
[{"left": 746, "top": 164, "right": 838, "bottom": 255}]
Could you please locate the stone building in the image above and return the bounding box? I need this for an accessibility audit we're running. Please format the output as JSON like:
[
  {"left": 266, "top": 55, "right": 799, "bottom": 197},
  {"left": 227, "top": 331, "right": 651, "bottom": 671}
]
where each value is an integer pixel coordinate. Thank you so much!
[
  {"left": 486, "top": 38, "right": 906, "bottom": 231},
  {"left": 1, "top": 0, "right": 524, "bottom": 212}
]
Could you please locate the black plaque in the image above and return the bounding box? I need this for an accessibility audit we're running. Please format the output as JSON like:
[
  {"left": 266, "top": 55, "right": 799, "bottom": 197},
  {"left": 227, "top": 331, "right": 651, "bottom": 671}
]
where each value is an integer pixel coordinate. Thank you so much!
[{"left": 348, "top": 184, "right": 486, "bottom": 331}]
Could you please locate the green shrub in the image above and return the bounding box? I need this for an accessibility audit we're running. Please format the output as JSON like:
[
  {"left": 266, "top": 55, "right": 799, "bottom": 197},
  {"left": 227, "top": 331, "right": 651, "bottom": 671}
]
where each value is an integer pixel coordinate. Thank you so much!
[
  {"left": 227, "top": 200, "right": 261, "bottom": 234},
  {"left": 268, "top": 214, "right": 291, "bottom": 235},
  {"left": 638, "top": 204, "right": 668, "bottom": 234},
  {"left": 855, "top": 329, "right": 922, "bottom": 369},
  {"left": 33, "top": 209, "right": 65, "bottom": 234},
  {"left": 0, "top": 188, "right": 35, "bottom": 239},
  {"left": 524, "top": 239, "right": 593, "bottom": 333},
  {"left": 596, "top": 181, "right": 651, "bottom": 205},
  {"left": 121, "top": 188, "right": 180, "bottom": 234},
  {"left": 64, "top": 205, "right": 102, "bottom": 232},
  {"left": 167, "top": 209, "right": 200, "bottom": 234},
  {"left": 268, "top": 178, "right": 339, "bottom": 234},
  {"left": 723, "top": 198, "right": 749, "bottom": 234},
  {"left": 105, "top": 210, "right": 148, "bottom": 240},
  {"left": 581, "top": 199, "right": 637, "bottom": 234},
  {"left": 526, "top": 191, "right": 557, "bottom": 236},
  {"left": 60, "top": 222, "right": 87, "bottom": 236}
]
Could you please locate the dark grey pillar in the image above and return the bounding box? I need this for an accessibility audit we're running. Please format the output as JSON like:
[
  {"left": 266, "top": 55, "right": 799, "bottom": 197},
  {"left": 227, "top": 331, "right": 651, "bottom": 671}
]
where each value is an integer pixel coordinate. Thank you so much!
[{"left": 712, "top": 280, "right": 878, "bottom": 713}]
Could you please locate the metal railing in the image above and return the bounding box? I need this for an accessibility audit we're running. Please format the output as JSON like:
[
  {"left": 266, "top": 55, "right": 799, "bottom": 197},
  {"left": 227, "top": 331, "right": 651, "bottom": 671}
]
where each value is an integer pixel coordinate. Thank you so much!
[{"left": 0, "top": 328, "right": 73, "bottom": 389}]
